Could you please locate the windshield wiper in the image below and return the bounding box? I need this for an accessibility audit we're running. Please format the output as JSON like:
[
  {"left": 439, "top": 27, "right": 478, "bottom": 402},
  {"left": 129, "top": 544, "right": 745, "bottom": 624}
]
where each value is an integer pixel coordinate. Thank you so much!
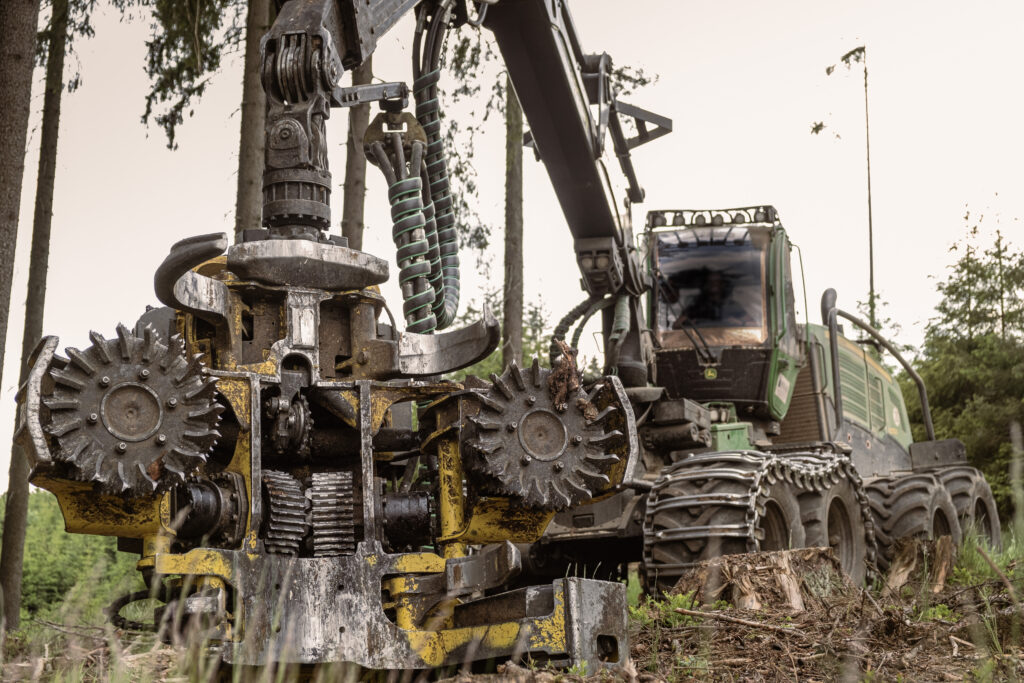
[{"left": 677, "top": 318, "right": 718, "bottom": 366}]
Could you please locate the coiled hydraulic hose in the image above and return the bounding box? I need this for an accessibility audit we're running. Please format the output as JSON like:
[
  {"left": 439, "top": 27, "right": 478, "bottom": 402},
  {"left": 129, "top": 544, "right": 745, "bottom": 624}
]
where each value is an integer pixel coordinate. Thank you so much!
[
  {"left": 549, "top": 295, "right": 600, "bottom": 366},
  {"left": 369, "top": 135, "right": 438, "bottom": 333},
  {"left": 413, "top": 2, "right": 460, "bottom": 329}
]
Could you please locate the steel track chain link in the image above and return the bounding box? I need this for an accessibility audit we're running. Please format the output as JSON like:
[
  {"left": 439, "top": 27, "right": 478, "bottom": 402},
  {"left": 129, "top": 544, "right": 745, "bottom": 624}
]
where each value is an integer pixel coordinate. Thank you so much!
[{"left": 642, "top": 448, "right": 877, "bottom": 585}]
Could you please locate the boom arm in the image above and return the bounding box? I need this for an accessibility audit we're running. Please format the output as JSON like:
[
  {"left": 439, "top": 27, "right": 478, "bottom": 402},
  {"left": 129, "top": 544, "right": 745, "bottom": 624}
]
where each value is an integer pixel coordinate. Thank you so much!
[
  {"left": 485, "top": 0, "right": 670, "bottom": 296},
  {"left": 257, "top": 0, "right": 670, "bottom": 380}
]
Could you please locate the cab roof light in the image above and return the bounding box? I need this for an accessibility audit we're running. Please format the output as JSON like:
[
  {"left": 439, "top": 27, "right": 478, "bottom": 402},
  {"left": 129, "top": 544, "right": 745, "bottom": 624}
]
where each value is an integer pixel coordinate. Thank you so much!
[{"left": 647, "top": 205, "right": 779, "bottom": 230}]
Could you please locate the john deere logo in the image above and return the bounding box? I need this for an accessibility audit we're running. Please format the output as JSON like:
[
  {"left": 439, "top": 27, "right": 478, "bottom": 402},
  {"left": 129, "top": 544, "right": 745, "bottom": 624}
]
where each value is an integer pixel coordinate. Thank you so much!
[{"left": 704, "top": 367, "right": 718, "bottom": 380}]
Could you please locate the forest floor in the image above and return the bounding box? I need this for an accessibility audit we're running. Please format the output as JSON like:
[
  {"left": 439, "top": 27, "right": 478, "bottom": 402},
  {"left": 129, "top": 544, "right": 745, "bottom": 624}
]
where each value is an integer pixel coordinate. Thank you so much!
[{"left": 3, "top": 536, "right": 1022, "bottom": 682}]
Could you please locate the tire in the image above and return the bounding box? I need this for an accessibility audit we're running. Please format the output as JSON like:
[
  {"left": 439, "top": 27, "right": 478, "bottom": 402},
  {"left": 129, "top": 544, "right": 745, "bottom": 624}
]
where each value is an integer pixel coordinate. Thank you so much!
[
  {"left": 866, "top": 473, "right": 963, "bottom": 572},
  {"left": 937, "top": 466, "right": 1002, "bottom": 550},
  {"left": 641, "top": 453, "right": 805, "bottom": 596},
  {"left": 760, "top": 482, "right": 806, "bottom": 552},
  {"left": 799, "top": 477, "right": 868, "bottom": 585}
]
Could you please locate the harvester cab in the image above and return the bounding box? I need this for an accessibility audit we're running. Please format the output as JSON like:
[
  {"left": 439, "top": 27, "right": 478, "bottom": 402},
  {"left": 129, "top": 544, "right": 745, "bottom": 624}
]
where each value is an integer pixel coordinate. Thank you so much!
[{"left": 646, "top": 206, "right": 803, "bottom": 443}]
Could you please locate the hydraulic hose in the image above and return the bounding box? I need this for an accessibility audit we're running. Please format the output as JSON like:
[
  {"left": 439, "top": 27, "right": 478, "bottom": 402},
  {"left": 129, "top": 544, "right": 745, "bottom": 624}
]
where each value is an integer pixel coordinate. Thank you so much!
[
  {"left": 572, "top": 296, "right": 615, "bottom": 352},
  {"left": 412, "top": 2, "right": 460, "bottom": 329},
  {"left": 369, "top": 136, "right": 438, "bottom": 333},
  {"left": 550, "top": 295, "right": 600, "bottom": 365},
  {"left": 605, "top": 294, "right": 632, "bottom": 373}
]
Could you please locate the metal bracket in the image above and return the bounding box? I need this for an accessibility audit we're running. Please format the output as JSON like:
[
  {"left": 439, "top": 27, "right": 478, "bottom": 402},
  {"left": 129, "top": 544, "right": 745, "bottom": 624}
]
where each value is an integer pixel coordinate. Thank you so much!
[
  {"left": 445, "top": 541, "right": 521, "bottom": 596},
  {"left": 330, "top": 81, "right": 410, "bottom": 110},
  {"left": 153, "top": 233, "right": 231, "bottom": 327},
  {"left": 398, "top": 307, "right": 500, "bottom": 376},
  {"left": 609, "top": 100, "right": 673, "bottom": 204}
]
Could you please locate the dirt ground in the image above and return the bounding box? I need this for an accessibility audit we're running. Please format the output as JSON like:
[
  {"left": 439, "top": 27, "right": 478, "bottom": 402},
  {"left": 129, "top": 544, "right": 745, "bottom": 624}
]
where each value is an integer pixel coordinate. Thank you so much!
[{"left": 4, "top": 546, "right": 1023, "bottom": 682}]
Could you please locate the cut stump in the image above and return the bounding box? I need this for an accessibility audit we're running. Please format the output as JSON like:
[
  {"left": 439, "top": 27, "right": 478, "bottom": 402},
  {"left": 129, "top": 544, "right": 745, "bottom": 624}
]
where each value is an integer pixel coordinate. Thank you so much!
[
  {"left": 884, "top": 535, "right": 956, "bottom": 594},
  {"left": 669, "top": 547, "right": 853, "bottom": 611}
]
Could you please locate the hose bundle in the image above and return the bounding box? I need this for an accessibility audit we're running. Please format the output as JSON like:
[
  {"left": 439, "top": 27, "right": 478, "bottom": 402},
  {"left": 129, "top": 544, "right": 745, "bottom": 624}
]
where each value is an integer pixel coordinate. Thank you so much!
[
  {"left": 413, "top": 1, "right": 460, "bottom": 329},
  {"left": 368, "top": 136, "right": 437, "bottom": 333}
]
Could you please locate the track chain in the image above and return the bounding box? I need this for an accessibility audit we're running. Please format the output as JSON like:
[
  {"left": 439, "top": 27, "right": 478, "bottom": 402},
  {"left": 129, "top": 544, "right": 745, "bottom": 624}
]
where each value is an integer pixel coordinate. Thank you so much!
[
  {"left": 642, "top": 449, "right": 876, "bottom": 593},
  {"left": 309, "top": 471, "right": 356, "bottom": 556}
]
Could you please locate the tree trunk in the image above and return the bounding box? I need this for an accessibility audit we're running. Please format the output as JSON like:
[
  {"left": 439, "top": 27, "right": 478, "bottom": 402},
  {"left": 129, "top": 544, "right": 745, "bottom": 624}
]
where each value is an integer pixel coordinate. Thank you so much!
[
  {"left": 501, "top": 75, "right": 523, "bottom": 369},
  {"left": 233, "top": 0, "right": 273, "bottom": 242},
  {"left": 0, "top": 0, "right": 40, "bottom": 401},
  {"left": 340, "top": 56, "right": 373, "bottom": 251},
  {"left": 1, "top": 0, "right": 62, "bottom": 632}
]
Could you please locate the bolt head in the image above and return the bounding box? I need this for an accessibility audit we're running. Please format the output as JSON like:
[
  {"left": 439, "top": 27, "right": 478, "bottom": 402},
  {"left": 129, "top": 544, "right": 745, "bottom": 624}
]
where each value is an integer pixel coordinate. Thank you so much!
[
  {"left": 100, "top": 376, "right": 111, "bottom": 387},
  {"left": 572, "top": 435, "right": 584, "bottom": 445},
  {"left": 554, "top": 462, "right": 565, "bottom": 472},
  {"left": 520, "top": 455, "right": 532, "bottom": 466},
  {"left": 527, "top": 395, "right": 537, "bottom": 405},
  {"left": 156, "top": 434, "right": 167, "bottom": 445},
  {"left": 167, "top": 398, "right": 178, "bottom": 408},
  {"left": 88, "top": 413, "right": 99, "bottom": 424},
  {"left": 507, "top": 421, "right": 518, "bottom": 432},
  {"left": 139, "top": 368, "right": 150, "bottom": 380},
  {"left": 116, "top": 442, "right": 128, "bottom": 453}
]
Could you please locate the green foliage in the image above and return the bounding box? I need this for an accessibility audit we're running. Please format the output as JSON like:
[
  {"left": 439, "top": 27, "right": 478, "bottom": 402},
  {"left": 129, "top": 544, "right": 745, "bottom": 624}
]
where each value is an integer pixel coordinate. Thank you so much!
[
  {"left": 565, "top": 661, "right": 587, "bottom": 677},
  {"left": 624, "top": 569, "right": 642, "bottom": 606},
  {"left": 900, "top": 221, "right": 1024, "bottom": 517},
  {"left": 35, "top": 0, "right": 99, "bottom": 91},
  {"left": 0, "top": 490, "right": 140, "bottom": 627},
  {"left": 628, "top": 591, "right": 702, "bottom": 629},
  {"left": 917, "top": 603, "right": 959, "bottom": 622},
  {"left": 126, "top": 0, "right": 245, "bottom": 148},
  {"left": 951, "top": 527, "right": 1024, "bottom": 588},
  {"left": 445, "top": 291, "right": 550, "bottom": 382}
]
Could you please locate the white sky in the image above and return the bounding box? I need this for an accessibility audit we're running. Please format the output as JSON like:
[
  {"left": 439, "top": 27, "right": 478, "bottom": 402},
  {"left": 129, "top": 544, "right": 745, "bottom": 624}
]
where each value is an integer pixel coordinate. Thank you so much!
[{"left": 2, "top": 0, "right": 1022, "bottom": 489}]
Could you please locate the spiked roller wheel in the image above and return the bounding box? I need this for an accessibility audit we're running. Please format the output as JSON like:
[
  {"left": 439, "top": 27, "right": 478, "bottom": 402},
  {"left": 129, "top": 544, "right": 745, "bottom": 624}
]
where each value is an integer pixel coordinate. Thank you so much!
[
  {"left": 41, "top": 324, "right": 222, "bottom": 496},
  {"left": 463, "top": 359, "right": 624, "bottom": 510}
]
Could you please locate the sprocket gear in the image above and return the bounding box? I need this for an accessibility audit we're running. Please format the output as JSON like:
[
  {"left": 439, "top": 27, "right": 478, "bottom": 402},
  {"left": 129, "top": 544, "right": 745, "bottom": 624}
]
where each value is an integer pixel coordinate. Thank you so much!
[
  {"left": 262, "top": 470, "right": 308, "bottom": 555},
  {"left": 41, "top": 324, "right": 222, "bottom": 496},
  {"left": 309, "top": 471, "right": 356, "bottom": 556},
  {"left": 463, "top": 359, "right": 623, "bottom": 510}
]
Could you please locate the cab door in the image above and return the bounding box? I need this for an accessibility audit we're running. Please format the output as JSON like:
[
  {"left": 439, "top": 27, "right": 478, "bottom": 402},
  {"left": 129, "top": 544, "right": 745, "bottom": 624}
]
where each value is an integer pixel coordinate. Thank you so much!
[{"left": 766, "top": 229, "right": 804, "bottom": 420}]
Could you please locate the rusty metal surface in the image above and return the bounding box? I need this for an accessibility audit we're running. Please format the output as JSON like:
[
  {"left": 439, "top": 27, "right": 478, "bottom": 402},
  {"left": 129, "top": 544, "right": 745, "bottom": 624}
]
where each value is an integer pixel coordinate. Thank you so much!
[
  {"left": 227, "top": 239, "right": 389, "bottom": 291},
  {"left": 463, "top": 361, "right": 625, "bottom": 510},
  {"left": 153, "top": 233, "right": 232, "bottom": 326},
  {"left": 397, "top": 309, "right": 500, "bottom": 376},
  {"left": 39, "top": 325, "right": 222, "bottom": 495},
  {"left": 162, "top": 539, "right": 624, "bottom": 671}
]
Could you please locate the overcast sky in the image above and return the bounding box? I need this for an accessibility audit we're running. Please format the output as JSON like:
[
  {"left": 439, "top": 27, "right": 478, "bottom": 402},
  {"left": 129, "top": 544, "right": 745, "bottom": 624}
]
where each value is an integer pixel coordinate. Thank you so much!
[{"left": 1, "top": 0, "right": 1021, "bottom": 489}]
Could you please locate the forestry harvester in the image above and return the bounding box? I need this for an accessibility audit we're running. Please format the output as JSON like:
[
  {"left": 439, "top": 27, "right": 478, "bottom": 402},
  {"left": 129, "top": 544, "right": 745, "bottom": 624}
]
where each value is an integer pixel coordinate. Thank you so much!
[
  {"left": 527, "top": 205, "right": 1002, "bottom": 595},
  {"left": 12, "top": 0, "right": 999, "bottom": 673},
  {"left": 14, "top": 0, "right": 666, "bottom": 671}
]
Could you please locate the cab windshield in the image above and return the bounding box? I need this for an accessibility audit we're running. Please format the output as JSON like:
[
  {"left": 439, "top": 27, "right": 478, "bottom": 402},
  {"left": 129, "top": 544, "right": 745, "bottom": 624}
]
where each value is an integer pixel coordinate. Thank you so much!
[{"left": 653, "top": 226, "right": 768, "bottom": 346}]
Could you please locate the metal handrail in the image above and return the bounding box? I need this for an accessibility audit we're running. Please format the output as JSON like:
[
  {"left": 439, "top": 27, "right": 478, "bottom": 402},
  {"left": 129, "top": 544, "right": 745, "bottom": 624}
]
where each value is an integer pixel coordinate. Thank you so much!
[{"left": 820, "top": 288, "right": 935, "bottom": 441}]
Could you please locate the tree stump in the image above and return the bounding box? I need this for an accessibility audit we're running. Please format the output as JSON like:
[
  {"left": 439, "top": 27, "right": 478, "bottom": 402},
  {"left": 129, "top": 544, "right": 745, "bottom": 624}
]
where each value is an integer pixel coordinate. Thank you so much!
[
  {"left": 670, "top": 547, "right": 853, "bottom": 611},
  {"left": 884, "top": 535, "right": 956, "bottom": 594}
]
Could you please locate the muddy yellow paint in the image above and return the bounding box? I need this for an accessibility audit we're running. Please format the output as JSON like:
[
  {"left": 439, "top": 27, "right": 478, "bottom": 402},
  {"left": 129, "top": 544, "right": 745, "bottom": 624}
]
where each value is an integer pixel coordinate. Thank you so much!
[
  {"left": 442, "top": 498, "right": 554, "bottom": 544},
  {"left": 528, "top": 589, "right": 567, "bottom": 652},
  {"left": 143, "top": 533, "right": 172, "bottom": 558},
  {"left": 393, "top": 553, "right": 445, "bottom": 574},
  {"left": 436, "top": 437, "right": 466, "bottom": 558},
  {"left": 155, "top": 548, "right": 235, "bottom": 581},
  {"left": 405, "top": 622, "right": 523, "bottom": 668},
  {"left": 33, "top": 476, "right": 168, "bottom": 537}
]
